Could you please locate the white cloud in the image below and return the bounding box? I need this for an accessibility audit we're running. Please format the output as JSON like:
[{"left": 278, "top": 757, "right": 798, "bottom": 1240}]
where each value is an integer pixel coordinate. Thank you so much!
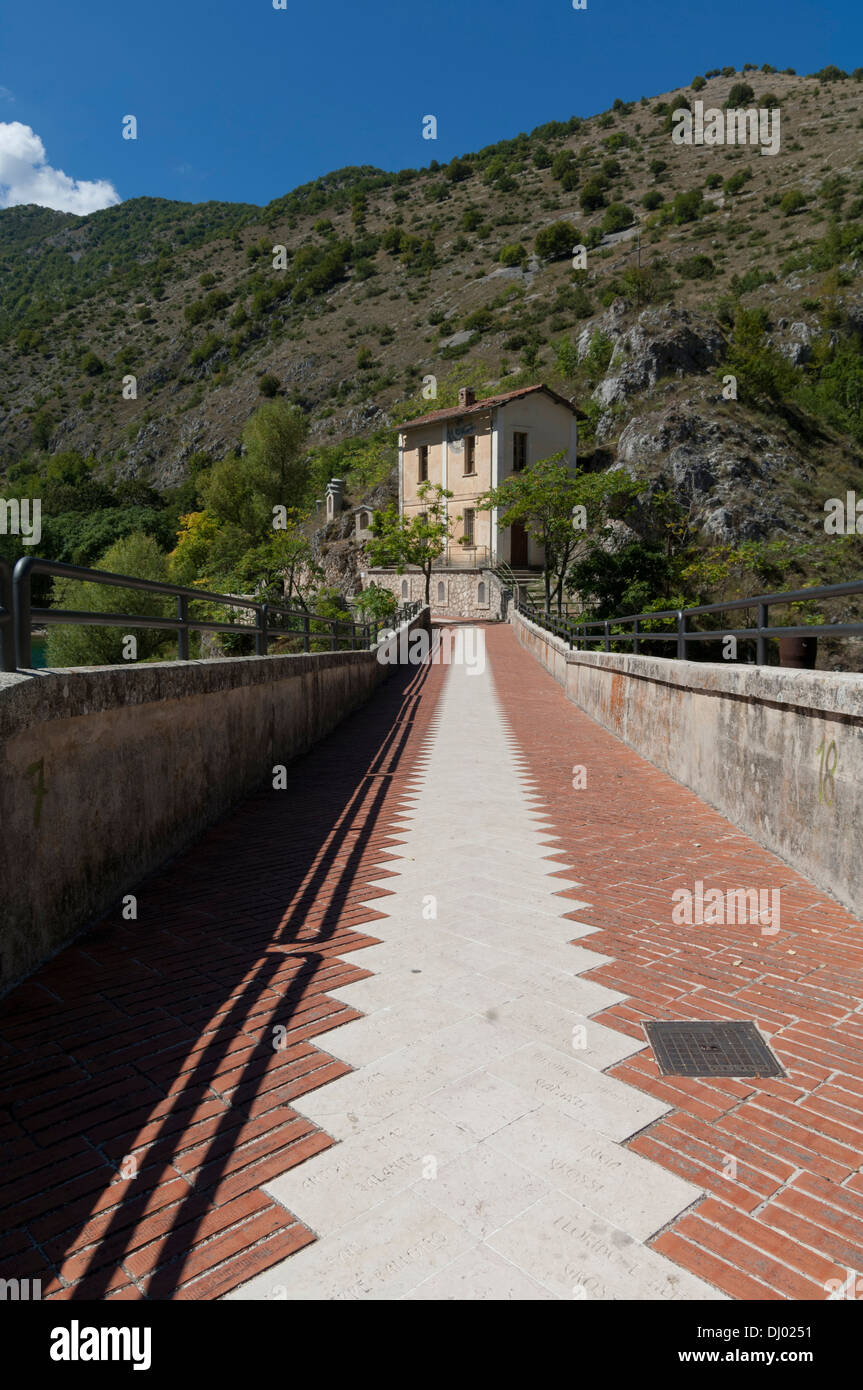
[{"left": 0, "top": 121, "right": 120, "bottom": 214}]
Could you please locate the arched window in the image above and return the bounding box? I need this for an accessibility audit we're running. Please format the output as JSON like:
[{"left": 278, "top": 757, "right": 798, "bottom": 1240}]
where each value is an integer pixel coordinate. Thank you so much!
[
  {"left": 477, "top": 582, "right": 486, "bottom": 604},
  {"left": 401, "top": 580, "right": 409, "bottom": 599},
  {"left": 361, "top": 511, "right": 370, "bottom": 527},
  {"left": 437, "top": 581, "right": 445, "bottom": 603}
]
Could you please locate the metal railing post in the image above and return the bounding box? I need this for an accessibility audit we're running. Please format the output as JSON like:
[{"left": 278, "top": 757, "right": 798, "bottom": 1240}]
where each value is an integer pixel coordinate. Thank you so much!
[
  {"left": 0, "top": 560, "right": 14, "bottom": 673},
  {"left": 756, "top": 602, "right": 768, "bottom": 666},
  {"left": 632, "top": 617, "right": 639, "bottom": 657},
  {"left": 330, "top": 621, "right": 338, "bottom": 652},
  {"left": 177, "top": 594, "right": 189, "bottom": 660},
  {"left": 603, "top": 620, "right": 610, "bottom": 653},
  {"left": 677, "top": 610, "right": 687, "bottom": 660},
  {"left": 256, "top": 604, "right": 268, "bottom": 657},
  {"left": 12, "top": 556, "right": 34, "bottom": 670},
  {"left": 303, "top": 614, "right": 310, "bottom": 653}
]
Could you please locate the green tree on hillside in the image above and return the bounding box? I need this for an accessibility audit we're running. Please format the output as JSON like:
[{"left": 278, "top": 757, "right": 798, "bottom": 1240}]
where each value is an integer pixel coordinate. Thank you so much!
[
  {"left": 45, "top": 532, "right": 172, "bottom": 668},
  {"left": 200, "top": 399, "right": 309, "bottom": 545},
  {"left": 478, "top": 454, "right": 583, "bottom": 612}
]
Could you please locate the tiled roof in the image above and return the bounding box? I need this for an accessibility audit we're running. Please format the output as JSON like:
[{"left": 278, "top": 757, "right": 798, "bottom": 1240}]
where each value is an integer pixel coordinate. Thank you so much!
[{"left": 400, "top": 383, "right": 580, "bottom": 430}]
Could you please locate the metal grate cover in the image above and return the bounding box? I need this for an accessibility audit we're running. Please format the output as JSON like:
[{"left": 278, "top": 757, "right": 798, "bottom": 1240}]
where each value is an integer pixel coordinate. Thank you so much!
[{"left": 644, "top": 1021, "right": 784, "bottom": 1078}]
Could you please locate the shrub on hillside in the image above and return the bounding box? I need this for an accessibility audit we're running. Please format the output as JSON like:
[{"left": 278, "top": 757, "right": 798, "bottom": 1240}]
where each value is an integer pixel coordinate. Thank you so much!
[
  {"left": 672, "top": 189, "right": 704, "bottom": 223},
  {"left": 580, "top": 178, "right": 607, "bottom": 213},
  {"left": 601, "top": 203, "right": 635, "bottom": 234},
  {"left": 780, "top": 189, "right": 807, "bottom": 216},
  {"left": 680, "top": 254, "right": 715, "bottom": 279},
  {"left": 499, "top": 243, "right": 528, "bottom": 267},
  {"left": 535, "top": 220, "right": 580, "bottom": 261},
  {"left": 726, "top": 82, "right": 755, "bottom": 107}
]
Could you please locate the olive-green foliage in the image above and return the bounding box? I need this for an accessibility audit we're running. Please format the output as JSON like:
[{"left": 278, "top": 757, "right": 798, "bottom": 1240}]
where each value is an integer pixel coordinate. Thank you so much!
[
  {"left": 601, "top": 203, "right": 635, "bottom": 234},
  {"left": 723, "top": 307, "right": 798, "bottom": 404},
  {"left": 45, "top": 531, "right": 172, "bottom": 667},
  {"left": 200, "top": 400, "right": 309, "bottom": 543},
  {"left": 535, "top": 221, "right": 580, "bottom": 261},
  {"left": 780, "top": 189, "right": 807, "bottom": 216},
  {"left": 726, "top": 82, "right": 755, "bottom": 106}
]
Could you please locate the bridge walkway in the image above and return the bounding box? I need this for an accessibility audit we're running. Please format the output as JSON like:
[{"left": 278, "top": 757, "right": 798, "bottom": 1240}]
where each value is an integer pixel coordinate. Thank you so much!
[{"left": 1, "top": 624, "right": 862, "bottom": 1301}]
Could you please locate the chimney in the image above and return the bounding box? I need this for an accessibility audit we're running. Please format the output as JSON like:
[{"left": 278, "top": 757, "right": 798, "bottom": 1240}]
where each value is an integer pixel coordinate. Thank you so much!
[{"left": 458, "top": 387, "right": 475, "bottom": 409}]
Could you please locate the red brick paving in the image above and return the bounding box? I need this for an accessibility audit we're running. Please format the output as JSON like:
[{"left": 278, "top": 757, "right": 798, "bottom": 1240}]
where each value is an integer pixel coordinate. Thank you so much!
[
  {"left": 487, "top": 623, "right": 863, "bottom": 1301},
  {"left": 5, "top": 622, "right": 863, "bottom": 1302},
  {"left": 0, "top": 657, "right": 446, "bottom": 1300}
]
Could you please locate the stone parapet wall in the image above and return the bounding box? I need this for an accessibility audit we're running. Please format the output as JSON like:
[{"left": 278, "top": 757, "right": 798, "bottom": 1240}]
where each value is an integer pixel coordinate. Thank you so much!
[
  {"left": 513, "top": 608, "right": 863, "bottom": 920},
  {"left": 0, "top": 610, "right": 430, "bottom": 991}
]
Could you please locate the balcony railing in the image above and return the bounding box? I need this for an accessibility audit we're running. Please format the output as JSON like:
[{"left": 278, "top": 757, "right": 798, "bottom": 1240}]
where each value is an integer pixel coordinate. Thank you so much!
[{"left": 432, "top": 544, "right": 491, "bottom": 569}]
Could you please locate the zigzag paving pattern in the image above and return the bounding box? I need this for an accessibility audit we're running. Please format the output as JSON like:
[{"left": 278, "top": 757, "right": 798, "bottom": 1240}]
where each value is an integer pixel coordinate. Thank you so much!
[
  {"left": 485, "top": 624, "right": 863, "bottom": 1301},
  {"left": 228, "top": 636, "right": 721, "bottom": 1301},
  {"left": 5, "top": 621, "right": 862, "bottom": 1300},
  {"left": 0, "top": 659, "right": 446, "bottom": 1299}
]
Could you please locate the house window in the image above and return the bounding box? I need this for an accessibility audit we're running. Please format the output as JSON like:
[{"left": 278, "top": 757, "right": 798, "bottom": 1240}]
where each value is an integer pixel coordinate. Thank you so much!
[
  {"left": 464, "top": 434, "right": 476, "bottom": 475},
  {"left": 477, "top": 581, "right": 486, "bottom": 605},
  {"left": 463, "top": 508, "right": 475, "bottom": 544},
  {"left": 418, "top": 445, "right": 429, "bottom": 482},
  {"left": 361, "top": 511, "right": 370, "bottom": 527},
  {"left": 401, "top": 580, "right": 409, "bottom": 599},
  {"left": 513, "top": 432, "right": 528, "bottom": 472},
  {"left": 437, "top": 581, "right": 446, "bottom": 603}
]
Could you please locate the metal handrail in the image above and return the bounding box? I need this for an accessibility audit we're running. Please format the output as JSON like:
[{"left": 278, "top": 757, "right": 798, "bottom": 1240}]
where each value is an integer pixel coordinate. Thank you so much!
[
  {"left": 515, "top": 578, "right": 863, "bottom": 663},
  {"left": 490, "top": 560, "right": 520, "bottom": 601},
  {"left": 10, "top": 557, "right": 425, "bottom": 671}
]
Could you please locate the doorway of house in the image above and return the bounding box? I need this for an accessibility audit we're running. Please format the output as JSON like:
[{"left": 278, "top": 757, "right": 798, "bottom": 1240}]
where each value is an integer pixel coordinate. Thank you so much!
[{"left": 510, "top": 522, "right": 528, "bottom": 566}]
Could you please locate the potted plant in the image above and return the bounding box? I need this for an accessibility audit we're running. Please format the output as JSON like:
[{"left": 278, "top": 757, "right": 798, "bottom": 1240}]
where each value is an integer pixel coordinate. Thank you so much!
[{"left": 778, "top": 603, "right": 824, "bottom": 669}]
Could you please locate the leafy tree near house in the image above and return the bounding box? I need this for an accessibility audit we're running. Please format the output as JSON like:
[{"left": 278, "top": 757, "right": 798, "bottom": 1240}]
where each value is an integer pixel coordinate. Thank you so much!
[
  {"left": 564, "top": 476, "right": 687, "bottom": 619},
  {"left": 477, "top": 453, "right": 583, "bottom": 613},
  {"left": 232, "top": 520, "right": 319, "bottom": 610},
  {"left": 354, "top": 583, "right": 398, "bottom": 624},
  {"left": 366, "top": 483, "right": 454, "bottom": 604}
]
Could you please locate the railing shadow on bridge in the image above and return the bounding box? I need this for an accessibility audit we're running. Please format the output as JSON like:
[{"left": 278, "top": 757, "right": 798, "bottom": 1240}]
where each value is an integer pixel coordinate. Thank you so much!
[
  {"left": 515, "top": 578, "right": 863, "bottom": 664},
  {"left": 0, "top": 649, "right": 436, "bottom": 1299},
  {"left": 1, "top": 555, "right": 421, "bottom": 674}
]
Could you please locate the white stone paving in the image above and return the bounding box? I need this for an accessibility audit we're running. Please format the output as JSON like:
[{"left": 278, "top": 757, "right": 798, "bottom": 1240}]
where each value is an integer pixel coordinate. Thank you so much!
[{"left": 226, "top": 647, "right": 722, "bottom": 1301}]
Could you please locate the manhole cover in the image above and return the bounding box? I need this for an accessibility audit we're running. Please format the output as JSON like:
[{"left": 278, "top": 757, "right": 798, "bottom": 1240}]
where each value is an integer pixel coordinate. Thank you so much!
[{"left": 644, "top": 1021, "right": 783, "bottom": 1078}]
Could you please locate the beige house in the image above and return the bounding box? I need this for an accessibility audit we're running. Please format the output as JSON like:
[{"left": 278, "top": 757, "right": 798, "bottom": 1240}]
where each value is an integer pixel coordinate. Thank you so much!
[{"left": 399, "top": 384, "right": 579, "bottom": 569}]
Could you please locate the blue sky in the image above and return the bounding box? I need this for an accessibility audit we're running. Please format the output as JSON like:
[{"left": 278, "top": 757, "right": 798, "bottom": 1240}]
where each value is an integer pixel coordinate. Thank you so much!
[{"left": 0, "top": 0, "right": 860, "bottom": 212}]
